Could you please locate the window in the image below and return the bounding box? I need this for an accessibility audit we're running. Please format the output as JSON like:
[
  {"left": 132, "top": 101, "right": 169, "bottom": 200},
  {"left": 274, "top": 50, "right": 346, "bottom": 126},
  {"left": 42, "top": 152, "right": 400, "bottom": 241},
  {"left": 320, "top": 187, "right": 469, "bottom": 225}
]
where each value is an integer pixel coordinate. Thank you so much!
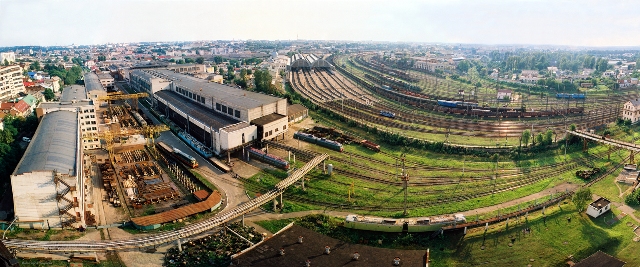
[
  {"left": 222, "top": 105, "right": 227, "bottom": 113},
  {"left": 234, "top": 110, "right": 240, "bottom": 118},
  {"left": 227, "top": 108, "right": 233, "bottom": 116},
  {"left": 216, "top": 103, "right": 221, "bottom": 111},
  {"left": 264, "top": 133, "right": 268, "bottom": 137},
  {"left": 275, "top": 127, "right": 279, "bottom": 132},
  {"left": 269, "top": 130, "right": 273, "bottom": 136},
  {"left": 283, "top": 125, "right": 287, "bottom": 130}
]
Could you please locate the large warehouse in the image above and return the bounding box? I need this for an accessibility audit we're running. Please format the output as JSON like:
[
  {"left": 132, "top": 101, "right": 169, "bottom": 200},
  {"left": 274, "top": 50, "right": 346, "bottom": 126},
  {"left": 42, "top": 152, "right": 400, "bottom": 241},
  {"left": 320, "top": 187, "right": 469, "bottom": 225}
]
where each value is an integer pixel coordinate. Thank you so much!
[
  {"left": 147, "top": 69, "right": 288, "bottom": 156},
  {"left": 11, "top": 110, "right": 85, "bottom": 229}
]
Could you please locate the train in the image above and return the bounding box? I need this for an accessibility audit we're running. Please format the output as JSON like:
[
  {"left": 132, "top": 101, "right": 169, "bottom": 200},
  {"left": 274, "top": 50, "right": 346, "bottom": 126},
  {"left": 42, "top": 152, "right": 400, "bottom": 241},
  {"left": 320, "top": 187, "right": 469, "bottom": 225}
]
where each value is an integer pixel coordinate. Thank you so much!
[
  {"left": 131, "top": 110, "right": 147, "bottom": 127},
  {"left": 380, "top": 110, "right": 396, "bottom": 118},
  {"left": 247, "top": 147, "right": 290, "bottom": 170},
  {"left": 556, "top": 93, "right": 586, "bottom": 99},
  {"left": 156, "top": 141, "right": 199, "bottom": 168},
  {"left": 437, "top": 100, "right": 479, "bottom": 108},
  {"left": 345, "top": 214, "right": 466, "bottom": 232},
  {"left": 208, "top": 157, "right": 232, "bottom": 173},
  {"left": 360, "top": 140, "right": 380, "bottom": 152},
  {"left": 293, "top": 132, "right": 344, "bottom": 152}
]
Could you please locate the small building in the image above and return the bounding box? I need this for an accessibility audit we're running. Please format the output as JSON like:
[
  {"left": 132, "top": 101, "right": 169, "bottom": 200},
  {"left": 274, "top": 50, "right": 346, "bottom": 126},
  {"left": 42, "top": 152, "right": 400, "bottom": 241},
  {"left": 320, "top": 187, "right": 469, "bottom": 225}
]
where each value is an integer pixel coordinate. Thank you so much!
[
  {"left": 287, "top": 104, "right": 308, "bottom": 123},
  {"left": 616, "top": 164, "right": 640, "bottom": 184},
  {"left": 586, "top": 197, "right": 611, "bottom": 218},
  {"left": 573, "top": 250, "right": 625, "bottom": 267},
  {"left": 497, "top": 89, "right": 512, "bottom": 101},
  {"left": 621, "top": 99, "right": 640, "bottom": 123}
]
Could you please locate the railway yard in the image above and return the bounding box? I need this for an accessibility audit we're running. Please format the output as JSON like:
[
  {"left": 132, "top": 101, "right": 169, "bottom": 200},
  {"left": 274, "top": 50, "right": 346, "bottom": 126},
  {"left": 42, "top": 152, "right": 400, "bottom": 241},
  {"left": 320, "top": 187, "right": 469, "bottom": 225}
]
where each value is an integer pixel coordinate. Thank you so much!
[{"left": 4, "top": 51, "right": 640, "bottom": 267}]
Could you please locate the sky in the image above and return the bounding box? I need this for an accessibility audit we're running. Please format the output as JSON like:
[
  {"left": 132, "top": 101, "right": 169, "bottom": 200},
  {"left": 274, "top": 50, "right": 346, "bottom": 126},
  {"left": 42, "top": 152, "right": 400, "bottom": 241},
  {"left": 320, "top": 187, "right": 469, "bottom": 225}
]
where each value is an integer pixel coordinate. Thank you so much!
[{"left": 0, "top": 0, "right": 639, "bottom": 47}]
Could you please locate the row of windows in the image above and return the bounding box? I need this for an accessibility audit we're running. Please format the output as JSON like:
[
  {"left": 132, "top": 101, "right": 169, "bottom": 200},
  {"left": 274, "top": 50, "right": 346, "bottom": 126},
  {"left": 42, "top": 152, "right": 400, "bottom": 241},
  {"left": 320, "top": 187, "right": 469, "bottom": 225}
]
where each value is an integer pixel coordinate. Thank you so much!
[
  {"left": 263, "top": 125, "right": 286, "bottom": 137},
  {"left": 81, "top": 127, "right": 97, "bottom": 132},
  {"left": 215, "top": 103, "right": 241, "bottom": 118},
  {"left": 176, "top": 87, "right": 206, "bottom": 104}
]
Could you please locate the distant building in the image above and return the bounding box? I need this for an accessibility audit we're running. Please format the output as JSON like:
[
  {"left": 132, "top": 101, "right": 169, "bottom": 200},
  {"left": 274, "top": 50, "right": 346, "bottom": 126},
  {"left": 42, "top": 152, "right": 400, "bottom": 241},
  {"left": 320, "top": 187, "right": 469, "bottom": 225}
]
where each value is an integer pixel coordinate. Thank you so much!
[
  {"left": 0, "top": 52, "right": 15, "bottom": 64},
  {"left": 96, "top": 72, "right": 115, "bottom": 91},
  {"left": 586, "top": 197, "right": 611, "bottom": 218},
  {"left": 0, "top": 65, "right": 26, "bottom": 100},
  {"left": 497, "top": 89, "right": 512, "bottom": 101},
  {"left": 621, "top": 99, "right": 640, "bottom": 123},
  {"left": 287, "top": 104, "right": 308, "bottom": 123}
]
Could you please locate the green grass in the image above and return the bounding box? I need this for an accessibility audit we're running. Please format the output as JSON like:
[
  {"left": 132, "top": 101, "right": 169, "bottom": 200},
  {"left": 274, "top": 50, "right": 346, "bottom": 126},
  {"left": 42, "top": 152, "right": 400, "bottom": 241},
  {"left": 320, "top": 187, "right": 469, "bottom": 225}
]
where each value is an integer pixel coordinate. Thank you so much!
[
  {"left": 190, "top": 169, "right": 218, "bottom": 191},
  {"left": 255, "top": 218, "right": 295, "bottom": 233},
  {"left": 256, "top": 203, "right": 640, "bottom": 266}
]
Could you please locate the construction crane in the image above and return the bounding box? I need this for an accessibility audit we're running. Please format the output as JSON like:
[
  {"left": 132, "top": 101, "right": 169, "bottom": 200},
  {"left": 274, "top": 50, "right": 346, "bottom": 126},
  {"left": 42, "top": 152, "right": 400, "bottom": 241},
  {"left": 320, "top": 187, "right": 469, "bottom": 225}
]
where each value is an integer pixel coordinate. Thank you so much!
[
  {"left": 83, "top": 124, "right": 169, "bottom": 163},
  {"left": 97, "top": 92, "right": 149, "bottom": 110}
]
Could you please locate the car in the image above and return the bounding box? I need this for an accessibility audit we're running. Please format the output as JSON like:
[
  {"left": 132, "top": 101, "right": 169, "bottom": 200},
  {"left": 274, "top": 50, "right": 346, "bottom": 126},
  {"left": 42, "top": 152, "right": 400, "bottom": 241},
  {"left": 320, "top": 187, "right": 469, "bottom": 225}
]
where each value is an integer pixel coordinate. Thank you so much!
[{"left": 22, "top": 137, "right": 31, "bottom": 143}]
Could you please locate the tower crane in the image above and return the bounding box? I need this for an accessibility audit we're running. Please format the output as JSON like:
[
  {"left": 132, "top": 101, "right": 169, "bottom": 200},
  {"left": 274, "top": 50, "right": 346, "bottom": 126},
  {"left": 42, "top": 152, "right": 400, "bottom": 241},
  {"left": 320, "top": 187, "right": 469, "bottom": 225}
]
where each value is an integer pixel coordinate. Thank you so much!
[
  {"left": 97, "top": 92, "right": 149, "bottom": 110},
  {"left": 83, "top": 124, "right": 169, "bottom": 163}
]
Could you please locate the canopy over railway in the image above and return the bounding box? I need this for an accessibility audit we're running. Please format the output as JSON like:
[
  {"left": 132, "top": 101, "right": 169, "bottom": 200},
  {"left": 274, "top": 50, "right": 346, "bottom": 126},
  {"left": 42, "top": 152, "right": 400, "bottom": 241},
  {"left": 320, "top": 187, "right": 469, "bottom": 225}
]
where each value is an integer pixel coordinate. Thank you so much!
[
  {"left": 3, "top": 154, "right": 330, "bottom": 252},
  {"left": 290, "top": 53, "right": 334, "bottom": 70}
]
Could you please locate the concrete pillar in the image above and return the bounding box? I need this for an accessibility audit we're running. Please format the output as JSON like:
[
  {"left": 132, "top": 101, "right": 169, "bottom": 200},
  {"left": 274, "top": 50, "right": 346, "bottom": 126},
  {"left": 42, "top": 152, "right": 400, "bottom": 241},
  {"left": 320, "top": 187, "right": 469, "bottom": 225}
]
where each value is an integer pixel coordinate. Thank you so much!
[
  {"left": 242, "top": 214, "right": 245, "bottom": 227},
  {"left": 288, "top": 150, "right": 291, "bottom": 161},
  {"left": 293, "top": 154, "right": 296, "bottom": 163},
  {"left": 280, "top": 193, "right": 283, "bottom": 209},
  {"left": 265, "top": 144, "right": 268, "bottom": 154},
  {"left": 323, "top": 161, "right": 326, "bottom": 174},
  {"left": 177, "top": 238, "right": 182, "bottom": 252},
  {"left": 273, "top": 199, "right": 277, "bottom": 211},
  {"left": 227, "top": 151, "right": 231, "bottom": 164}
]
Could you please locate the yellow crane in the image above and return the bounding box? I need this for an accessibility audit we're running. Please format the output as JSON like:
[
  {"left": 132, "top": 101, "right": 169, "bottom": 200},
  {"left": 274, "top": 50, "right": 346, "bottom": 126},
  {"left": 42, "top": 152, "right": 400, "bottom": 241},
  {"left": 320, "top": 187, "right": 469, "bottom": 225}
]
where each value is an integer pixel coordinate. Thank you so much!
[
  {"left": 97, "top": 92, "right": 149, "bottom": 110},
  {"left": 83, "top": 124, "right": 169, "bottom": 163}
]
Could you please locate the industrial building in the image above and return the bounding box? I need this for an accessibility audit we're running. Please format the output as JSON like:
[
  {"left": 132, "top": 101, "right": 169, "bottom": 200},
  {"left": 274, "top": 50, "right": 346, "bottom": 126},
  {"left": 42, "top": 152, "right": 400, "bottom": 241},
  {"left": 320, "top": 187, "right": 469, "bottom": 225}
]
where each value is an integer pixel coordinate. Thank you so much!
[
  {"left": 11, "top": 110, "right": 86, "bottom": 229},
  {"left": 37, "top": 73, "right": 108, "bottom": 150},
  {"left": 96, "top": 72, "right": 115, "bottom": 91},
  {"left": 289, "top": 54, "right": 333, "bottom": 70},
  {"left": 0, "top": 65, "right": 26, "bottom": 100},
  {"left": 130, "top": 69, "right": 288, "bottom": 156}
]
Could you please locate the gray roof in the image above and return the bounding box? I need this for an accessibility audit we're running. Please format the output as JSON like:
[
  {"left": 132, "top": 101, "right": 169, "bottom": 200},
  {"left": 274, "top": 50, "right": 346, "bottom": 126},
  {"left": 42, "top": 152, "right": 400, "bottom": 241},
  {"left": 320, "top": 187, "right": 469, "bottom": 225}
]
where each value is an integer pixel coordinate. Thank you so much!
[
  {"left": 13, "top": 111, "right": 78, "bottom": 176},
  {"left": 251, "top": 113, "right": 286, "bottom": 126},
  {"left": 60, "top": 85, "right": 88, "bottom": 102},
  {"left": 96, "top": 73, "right": 113, "bottom": 80},
  {"left": 84, "top": 72, "right": 105, "bottom": 92},
  {"left": 629, "top": 98, "right": 640, "bottom": 107},
  {"left": 155, "top": 90, "right": 248, "bottom": 131},
  {"left": 153, "top": 69, "right": 283, "bottom": 110}
]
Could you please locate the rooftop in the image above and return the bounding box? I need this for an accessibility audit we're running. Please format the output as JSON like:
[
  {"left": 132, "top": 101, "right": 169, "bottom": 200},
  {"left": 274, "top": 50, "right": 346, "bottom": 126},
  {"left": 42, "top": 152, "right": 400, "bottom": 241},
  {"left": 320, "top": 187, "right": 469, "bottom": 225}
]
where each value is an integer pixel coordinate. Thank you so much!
[
  {"left": 96, "top": 73, "right": 113, "bottom": 80},
  {"left": 250, "top": 113, "right": 286, "bottom": 126},
  {"left": 84, "top": 72, "right": 105, "bottom": 92},
  {"left": 590, "top": 197, "right": 611, "bottom": 211},
  {"left": 232, "top": 225, "right": 427, "bottom": 267},
  {"left": 60, "top": 85, "right": 89, "bottom": 102},
  {"left": 574, "top": 251, "right": 625, "bottom": 267},
  {"left": 13, "top": 111, "right": 78, "bottom": 176},
  {"left": 155, "top": 90, "right": 248, "bottom": 131},
  {"left": 153, "top": 69, "right": 283, "bottom": 110},
  {"left": 287, "top": 104, "right": 308, "bottom": 116},
  {"left": 131, "top": 191, "right": 220, "bottom": 227}
]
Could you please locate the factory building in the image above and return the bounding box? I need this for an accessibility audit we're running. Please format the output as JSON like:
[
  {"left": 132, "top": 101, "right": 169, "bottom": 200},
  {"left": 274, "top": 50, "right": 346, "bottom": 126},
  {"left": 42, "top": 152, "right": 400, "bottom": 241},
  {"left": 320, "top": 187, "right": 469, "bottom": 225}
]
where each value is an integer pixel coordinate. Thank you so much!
[
  {"left": 96, "top": 72, "right": 115, "bottom": 91},
  {"left": 11, "top": 110, "right": 85, "bottom": 229},
  {"left": 37, "top": 73, "right": 107, "bottom": 150},
  {"left": 142, "top": 69, "right": 288, "bottom": 156},
  {"left": 0, "top": 65, "right": 26, "bottom": 101}
]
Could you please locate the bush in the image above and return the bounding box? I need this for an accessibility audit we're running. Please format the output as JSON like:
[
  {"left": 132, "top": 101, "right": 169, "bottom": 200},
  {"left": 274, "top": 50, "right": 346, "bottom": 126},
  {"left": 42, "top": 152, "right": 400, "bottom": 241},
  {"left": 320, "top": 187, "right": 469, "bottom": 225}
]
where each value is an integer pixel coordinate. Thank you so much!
[{"left": 625, "top": 190, "right": 640, "bottom": 206}]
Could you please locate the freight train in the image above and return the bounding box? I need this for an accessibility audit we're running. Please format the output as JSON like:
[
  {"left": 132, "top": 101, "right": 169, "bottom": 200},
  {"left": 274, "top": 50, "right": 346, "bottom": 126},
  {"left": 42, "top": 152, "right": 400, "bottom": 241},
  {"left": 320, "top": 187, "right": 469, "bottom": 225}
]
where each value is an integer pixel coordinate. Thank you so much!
[
  {"left": 293, "top": 132, "right": 344, "bottom": 152},
  {"left": 345, "top": 214, "right": 466, "bottom": 232},
  {"left": 247, "top": 147, "right": 290, "bottom": 170},
  {"left": 437, "top": 100, "right": 479, "bottom": 108},
  {"left": 156, "top": 141, "right": 199, "bottom": 168}
]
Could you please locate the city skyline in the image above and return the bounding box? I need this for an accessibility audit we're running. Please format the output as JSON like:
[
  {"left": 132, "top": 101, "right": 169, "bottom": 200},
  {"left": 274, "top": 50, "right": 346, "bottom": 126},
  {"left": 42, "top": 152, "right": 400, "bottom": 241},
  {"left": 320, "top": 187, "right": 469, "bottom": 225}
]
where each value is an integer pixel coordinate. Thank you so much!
[{"left": 1, "top": 0, "right": 639, "bottom": 47}]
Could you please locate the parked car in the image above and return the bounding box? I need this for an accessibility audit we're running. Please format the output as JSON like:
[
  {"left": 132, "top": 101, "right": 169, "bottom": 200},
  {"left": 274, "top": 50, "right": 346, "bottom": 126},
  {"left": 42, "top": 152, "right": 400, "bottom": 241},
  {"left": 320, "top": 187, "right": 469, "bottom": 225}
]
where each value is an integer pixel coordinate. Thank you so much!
[{"left": 22, "top": 137, "right": 31, "bottom": 143}]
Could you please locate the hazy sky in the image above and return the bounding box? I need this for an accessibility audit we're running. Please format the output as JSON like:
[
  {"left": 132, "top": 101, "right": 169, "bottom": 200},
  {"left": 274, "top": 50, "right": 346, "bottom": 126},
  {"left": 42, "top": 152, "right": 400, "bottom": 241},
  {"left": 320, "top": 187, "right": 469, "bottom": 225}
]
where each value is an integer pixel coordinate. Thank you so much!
[{"left": 0, "top": 0, "right": 638, "bottom": 47}]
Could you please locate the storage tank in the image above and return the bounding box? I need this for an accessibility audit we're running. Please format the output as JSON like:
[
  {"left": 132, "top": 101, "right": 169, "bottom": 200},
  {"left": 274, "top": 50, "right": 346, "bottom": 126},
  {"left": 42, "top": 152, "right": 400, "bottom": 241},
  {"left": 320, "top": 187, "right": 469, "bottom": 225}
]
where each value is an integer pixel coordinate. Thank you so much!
[{"left": 327, "top": 164, "right": 333, "bottom": 176}]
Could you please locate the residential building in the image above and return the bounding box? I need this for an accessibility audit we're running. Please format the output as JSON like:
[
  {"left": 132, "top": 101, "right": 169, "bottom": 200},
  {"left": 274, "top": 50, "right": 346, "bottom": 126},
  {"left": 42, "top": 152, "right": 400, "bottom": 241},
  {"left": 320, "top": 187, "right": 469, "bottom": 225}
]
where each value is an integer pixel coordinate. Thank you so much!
[
  {"left": 621, "top": 99, "right": 640, "bottom": 123},
  {"left": 497, "top": 89, "right": 512, "bottom": 100},
  {"left": 0, "top": 65, "right": 26, "bottom": 100},
  {"left": 0, "top": 52, "right": 15, "bottom": 64}
]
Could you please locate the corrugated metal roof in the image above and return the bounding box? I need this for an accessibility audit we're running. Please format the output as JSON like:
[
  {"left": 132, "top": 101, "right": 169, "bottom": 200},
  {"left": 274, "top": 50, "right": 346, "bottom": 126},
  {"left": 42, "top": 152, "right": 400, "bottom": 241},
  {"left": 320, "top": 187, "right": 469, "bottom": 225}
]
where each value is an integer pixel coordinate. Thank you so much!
[
  {"left": 13, "top": 111, "right": 78, "bottom": 176},
  {"left": 153, "top": 69, "right": 283, "bottom": 110},
  {"left": 60, "top": 85, "right": 88, "bottom": 102},
  {"left": 131, "top": 191, "right": 221, "bottom": 227}
]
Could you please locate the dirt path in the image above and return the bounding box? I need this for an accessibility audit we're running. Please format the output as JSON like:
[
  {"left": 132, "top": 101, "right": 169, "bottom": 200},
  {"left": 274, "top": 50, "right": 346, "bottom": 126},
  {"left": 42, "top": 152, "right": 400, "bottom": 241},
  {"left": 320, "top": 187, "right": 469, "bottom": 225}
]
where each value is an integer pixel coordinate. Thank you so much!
[{"left": 244, "top": 182, "right": 581, "bottom": 228}]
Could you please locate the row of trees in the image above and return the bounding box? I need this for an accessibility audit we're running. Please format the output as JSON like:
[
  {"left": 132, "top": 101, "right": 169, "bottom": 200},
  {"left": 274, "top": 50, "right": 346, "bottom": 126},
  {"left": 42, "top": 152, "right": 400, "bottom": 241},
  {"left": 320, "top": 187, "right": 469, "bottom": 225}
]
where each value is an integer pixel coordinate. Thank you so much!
[
  {"left": 520, "top": 129, "right": 554, "bottom": 147},
  {"left": 44, "top": 64, "right": 82, "bottom": 86},
  {"left": 0, "top": 115, "right": 38, "bottom": 186}
]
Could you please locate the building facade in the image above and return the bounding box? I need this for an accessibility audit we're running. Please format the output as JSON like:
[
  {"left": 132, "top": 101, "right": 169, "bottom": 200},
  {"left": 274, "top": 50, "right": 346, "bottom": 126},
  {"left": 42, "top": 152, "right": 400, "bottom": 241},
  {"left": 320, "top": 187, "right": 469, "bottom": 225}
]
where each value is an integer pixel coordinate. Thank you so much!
[
  {"left": 0, "top": 65, "right": 26, "bottom": 100},
  {"left": 622, "top": 99, "right": 640, "bottom": 123}
]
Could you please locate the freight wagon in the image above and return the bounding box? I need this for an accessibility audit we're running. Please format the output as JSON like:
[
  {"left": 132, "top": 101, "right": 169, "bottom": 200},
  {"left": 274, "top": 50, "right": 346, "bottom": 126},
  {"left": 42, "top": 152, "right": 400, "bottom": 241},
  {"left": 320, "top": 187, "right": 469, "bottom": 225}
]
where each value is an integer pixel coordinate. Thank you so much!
[
  {"left": 294, "top": 132, "right": 344, "bottom": 152},
  {"left": 248, "top": 147, "right": 290, "bottom": 170},
  {"left": 156, "top": 141, "right": 199, "bottom": 168}
]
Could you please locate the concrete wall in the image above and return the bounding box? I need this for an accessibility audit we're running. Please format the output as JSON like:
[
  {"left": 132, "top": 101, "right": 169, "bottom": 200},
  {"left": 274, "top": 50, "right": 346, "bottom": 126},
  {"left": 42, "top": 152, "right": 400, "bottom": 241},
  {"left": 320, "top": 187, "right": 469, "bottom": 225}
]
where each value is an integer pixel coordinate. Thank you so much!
[
  {"left": 11, "top": 171, "right": 62, "bottom": 228},
  {"left": 219, "top": 124, "right": 257, "bottom": 151},
  {"left": 260, "top": 116, "right": 288, "bottom": 140}
]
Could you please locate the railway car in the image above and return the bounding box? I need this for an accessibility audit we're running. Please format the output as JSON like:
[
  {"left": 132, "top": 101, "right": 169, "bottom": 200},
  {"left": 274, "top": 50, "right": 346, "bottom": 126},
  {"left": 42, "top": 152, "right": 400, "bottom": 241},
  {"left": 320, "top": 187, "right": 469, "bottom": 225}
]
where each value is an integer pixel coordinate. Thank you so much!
[
  {"left": 248, "top": 147, "right": 290, "bottom": 170},
  {"left": 294, "top": 132, "right": 344, "bottom": 152},
  {"left": 345, "top": 214, "right": 466, "bottom": 232},
  {"left": 156, "top": 141, "right": 199, "bottom": 168},
  {"left": 131, "top": 110, "right": 147, "bottom": 127},
  {"left": 380, "top": 110, "right": 396, "bottom": 118},
  {"left": 382, "top": 85, "right": 392, "bottom": 90},
  {"left": 556, "top": 93, "right": 586, "bottom": 99},
  {"left": 360, "top": 140, "right": 381, "bottom": 152},
  {"left": 208, "top": 157, "right": 232, "bottom": 173},
  {"left": 437, "top": 100, "right": 460, "bottom": 108}
]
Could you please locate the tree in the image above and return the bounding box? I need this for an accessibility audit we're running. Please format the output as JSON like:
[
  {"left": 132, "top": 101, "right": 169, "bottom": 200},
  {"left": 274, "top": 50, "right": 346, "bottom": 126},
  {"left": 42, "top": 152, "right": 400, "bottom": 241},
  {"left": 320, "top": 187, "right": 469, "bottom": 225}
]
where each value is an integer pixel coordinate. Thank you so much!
[
  {"left": 625, "top": 189, "right": 640, "bottom": 206},
  {"left": 185, "top": 58, "right": 195, "bottom": 64},
  {"left": 195, "top": 57, "right": 205, "bottom": 64},
  {"left": 535, "top": 133, "right": 544, "bottom": 145},
  {"left": 456, "top": 60, "right": 471, "bottom": 73},
  {"left": 97, "top": 55, "right": 106, "bottom": 61},
  {"left": 176, "top": 59, "right": 185, "bottom": 64},
  {"left": 30, "top": 61, "right": 41, "bottom": 71},
  {"left": 544, "top": 129, "right": 554, "bottom": 145},
  {"left": 3, "top": 59, "right": 8, "bottom": 66},
  {"left": 43, "top": 88, "right": 55, "bottom": 101},
  {"left": 63, "top": 55, "right": 69, "bottom": 62},
  {"left": 521, "top": 130, "right": 531, "bottom": 147},
  {"left": 573, "top": 188, "right": 592, "bottom": 212}
]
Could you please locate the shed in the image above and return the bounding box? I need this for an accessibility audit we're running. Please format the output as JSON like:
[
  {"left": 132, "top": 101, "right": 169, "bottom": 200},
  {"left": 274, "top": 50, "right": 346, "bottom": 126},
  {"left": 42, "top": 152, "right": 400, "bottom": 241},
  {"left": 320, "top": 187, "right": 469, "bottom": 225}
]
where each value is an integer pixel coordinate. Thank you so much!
[
  {"left": 586, "top": 197, "right": 611, "bottom": 218},
  {"left": 193, "top": 190, "right": 209, "bottom": 202},
  {"left": 131, "top": 191, "right": 221, "bottom": 230},
  {"left": 287, "top": 104, "right": 308, "bottom": 123}
]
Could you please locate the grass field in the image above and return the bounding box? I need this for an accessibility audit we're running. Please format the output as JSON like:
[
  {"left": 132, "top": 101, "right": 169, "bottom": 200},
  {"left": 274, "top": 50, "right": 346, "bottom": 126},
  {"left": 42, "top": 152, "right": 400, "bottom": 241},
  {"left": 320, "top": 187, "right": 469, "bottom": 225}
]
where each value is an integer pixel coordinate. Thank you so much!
[{"left": 256, "top": 203, "right": 640, "bottom": 267}]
